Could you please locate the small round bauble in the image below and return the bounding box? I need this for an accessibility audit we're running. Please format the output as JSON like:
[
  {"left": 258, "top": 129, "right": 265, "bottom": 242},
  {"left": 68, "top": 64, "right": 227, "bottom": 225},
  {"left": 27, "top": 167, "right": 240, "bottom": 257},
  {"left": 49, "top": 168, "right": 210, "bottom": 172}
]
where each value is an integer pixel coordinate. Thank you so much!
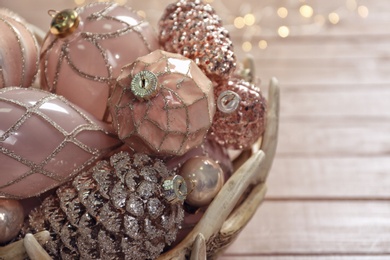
[
  {"left": 159, "top": 0, "right": 236, "bottom": 82},
  {"left": 0, "top": 199, "right": 24, "bottom": 244},
  {"left": 109, "top": 49, "right": 215, "bottom": 156},
  {"left": 0, "top": 87, "right": 121, "bottom": 199},
  {"left": 40, "top": 2, "right": 160, "bottom": 122},
  {"left": 0, "top": 14, "right": 39, "bottom": 88},
  {"left": 25, "top": 152, "right": 185, "bottom": 260},
  {"left": 179, "top": 156, "right": 224, "bottom": 208},
  {"left": 209, "top": 78, "right": 267, "bottom": 150}
]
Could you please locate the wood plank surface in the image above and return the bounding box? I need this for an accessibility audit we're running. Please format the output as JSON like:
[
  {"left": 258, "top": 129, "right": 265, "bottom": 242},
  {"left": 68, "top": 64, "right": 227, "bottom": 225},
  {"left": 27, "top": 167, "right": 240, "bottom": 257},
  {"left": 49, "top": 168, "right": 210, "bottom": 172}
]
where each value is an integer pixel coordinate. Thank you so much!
[
  {"left": 0, "top": 0, "right": 389, "bottom": 259},
  {"left": 223, "top": 201, "right": 390, "bottom": 255}
]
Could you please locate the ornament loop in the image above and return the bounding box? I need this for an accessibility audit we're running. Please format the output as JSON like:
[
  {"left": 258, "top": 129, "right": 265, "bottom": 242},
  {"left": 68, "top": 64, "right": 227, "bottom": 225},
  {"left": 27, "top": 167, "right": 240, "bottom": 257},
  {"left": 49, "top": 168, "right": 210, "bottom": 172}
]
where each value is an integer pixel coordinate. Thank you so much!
[
  {"left": 130, "top": 70, "right": 159, "bottom": 100},
  {"left": 50, "top": 9, "right": 80, "bottom": 37},
  {"left": 162, "top": 175, "right": 188, "bottom": 204},
  {"left": 217, "top": 90, "right": 241, "bottom": 114}
]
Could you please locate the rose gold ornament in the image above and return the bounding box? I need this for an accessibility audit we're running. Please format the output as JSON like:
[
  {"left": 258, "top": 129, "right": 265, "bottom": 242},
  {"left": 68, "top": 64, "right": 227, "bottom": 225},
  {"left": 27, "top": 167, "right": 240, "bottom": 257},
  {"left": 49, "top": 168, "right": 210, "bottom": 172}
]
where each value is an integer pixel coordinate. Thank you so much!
[
  {"left": 0, "top": 199, "right": 24, "bottom": 243},
  {"left": 0, "top": 87, "right": 121, "bottom": 199},
  {"left": 167, "top": 138, "right": 233, "bottom": 179},
  {"left": 109, "top": 49, "right": 215, "bottom": 156},
  {"left": 25, "top": 152, "right": 184, "bottom": 260},
  {"left": 0, "top": 14, "right": 39, "bottom": 89},
  {"left": 159, "top": 0, "right": 236, "bottom": 83},
  {"left": 179, "top": 156, "right": 224, "bottom": 208},
  {"left": 40, "top": 2, "right": 160, "bottom": 122},
  {"left": 209, "top": 78, "right": 267, "bottom": 149}
]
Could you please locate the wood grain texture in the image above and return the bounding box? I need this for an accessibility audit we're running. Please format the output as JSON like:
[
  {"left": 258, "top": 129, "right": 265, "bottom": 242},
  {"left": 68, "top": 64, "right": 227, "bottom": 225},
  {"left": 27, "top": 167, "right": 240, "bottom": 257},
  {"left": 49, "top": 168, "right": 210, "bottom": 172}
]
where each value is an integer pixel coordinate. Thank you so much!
[
  {"left": 223, "top": 0, "right": 390, "bottom": 258},
  {"left": 224, "top": 201, "right": 390, "bottom": 255}
]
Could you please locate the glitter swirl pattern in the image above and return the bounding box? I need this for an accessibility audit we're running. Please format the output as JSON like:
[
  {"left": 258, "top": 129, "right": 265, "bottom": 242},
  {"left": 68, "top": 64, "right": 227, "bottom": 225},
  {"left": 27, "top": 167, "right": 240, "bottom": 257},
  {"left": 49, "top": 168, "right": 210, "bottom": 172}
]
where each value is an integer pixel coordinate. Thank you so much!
[{"left": 0, "top": 87, "right": 121, "bottom": 199}]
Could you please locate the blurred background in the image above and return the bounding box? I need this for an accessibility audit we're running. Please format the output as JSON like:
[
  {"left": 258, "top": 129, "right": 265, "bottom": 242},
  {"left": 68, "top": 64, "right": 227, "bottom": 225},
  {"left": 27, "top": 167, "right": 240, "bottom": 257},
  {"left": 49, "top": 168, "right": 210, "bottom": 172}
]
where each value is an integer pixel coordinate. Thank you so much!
[{"left": 1, "top": 0, "right": 390, "bottom": 259}]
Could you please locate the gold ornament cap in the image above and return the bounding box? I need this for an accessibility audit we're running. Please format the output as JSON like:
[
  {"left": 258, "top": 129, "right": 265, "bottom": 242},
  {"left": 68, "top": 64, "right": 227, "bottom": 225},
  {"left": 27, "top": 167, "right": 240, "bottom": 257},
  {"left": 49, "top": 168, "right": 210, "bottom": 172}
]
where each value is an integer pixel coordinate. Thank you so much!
[
  {"left": 162, "top": 175, "right": 188, "bottom": 204},
  {"left": 130, "top": 70, "right": 159, "bottom": 101},
  {"left": 49, "top": 9, "right": 80, "bottom": 37}
]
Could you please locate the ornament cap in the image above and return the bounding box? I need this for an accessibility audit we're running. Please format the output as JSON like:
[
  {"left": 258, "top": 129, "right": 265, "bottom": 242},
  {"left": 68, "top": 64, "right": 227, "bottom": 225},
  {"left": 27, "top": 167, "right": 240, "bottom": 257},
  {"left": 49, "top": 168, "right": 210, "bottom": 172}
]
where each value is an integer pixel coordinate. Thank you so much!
[
  {"left": 130, "top": 70, "right": 159, "bottom": 100},
  {"left": 49, "top": 9, "right": 80, "bottom": 37},
  {"left": 163, "top": 175, "right": 188, "bottom": 204},
  {"left": 217, "top": 90, "right": 241, "bottom": 114}
]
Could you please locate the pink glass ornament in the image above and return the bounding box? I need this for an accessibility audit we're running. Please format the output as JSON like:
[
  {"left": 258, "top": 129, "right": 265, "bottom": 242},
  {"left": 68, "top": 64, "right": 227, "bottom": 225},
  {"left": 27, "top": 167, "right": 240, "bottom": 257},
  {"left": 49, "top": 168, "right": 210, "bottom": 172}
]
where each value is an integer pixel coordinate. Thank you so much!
[
  {"left": 40, "top": 2, "right": 160, "bottom": 122},
  {"left": 209, "top": 78, "right": 267, "bottom": 150},
  {"left": 159, "top": 0, "right": 236, "bottom": 82},
  {"left": 109, "top": 49, "right": 215, "bottom": 156},
  {"left": 0, "top": 14, "right": 39, "bottom": 88},
  {"left": 179, "top": 156, "right": 224, "bottom": 208},
  {"left": 0, "top": 199, "right": 24, "bottom": 243},
  {"left": 0, "top": 87, "right": 121, "bottom": 199}
]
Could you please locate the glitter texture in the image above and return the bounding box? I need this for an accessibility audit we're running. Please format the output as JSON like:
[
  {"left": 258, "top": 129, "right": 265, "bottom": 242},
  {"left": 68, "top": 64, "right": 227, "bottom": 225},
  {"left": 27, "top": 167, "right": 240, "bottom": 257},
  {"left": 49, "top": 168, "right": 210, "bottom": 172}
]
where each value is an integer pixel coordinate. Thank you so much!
[
  {"left": 0, "top": 87, "right": 120, "bottom": 199},
  {"left": 209, "top": 78, "right": 267, "bottom": 150},
  {"left": 109, "top": 49, "right": 215, "bottom": 156},
  {"left": 40, "top": 2, "right": 160, "bottom": 122},
  {"left": 25, "top": 152, "right": 184, "bottom": 260},
  {"left": 159, "top": 0, "right": 236, "bottom": 83},
  {"left": 0, "top": 14, "right": 39, "bottom": 88}
]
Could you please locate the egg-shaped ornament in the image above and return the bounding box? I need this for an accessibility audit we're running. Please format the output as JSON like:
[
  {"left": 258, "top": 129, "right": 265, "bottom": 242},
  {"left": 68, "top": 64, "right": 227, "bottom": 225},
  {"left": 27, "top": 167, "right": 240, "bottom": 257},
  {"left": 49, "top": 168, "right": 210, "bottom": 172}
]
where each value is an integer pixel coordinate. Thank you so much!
[
  {"left": 0, "top": 87, "right": 121, "bottom": 199},
  {"left": 109, "top": 49, "right": 215, "bottom": 156},
  {"left": 0, "top": 13, "right": 39, "bottom": 88},
  {"left": 40, "top": 2, "right": 160, "bottom": 122},
  {"left": 209, "top": 78, "right": 267, "bottom": 150}
]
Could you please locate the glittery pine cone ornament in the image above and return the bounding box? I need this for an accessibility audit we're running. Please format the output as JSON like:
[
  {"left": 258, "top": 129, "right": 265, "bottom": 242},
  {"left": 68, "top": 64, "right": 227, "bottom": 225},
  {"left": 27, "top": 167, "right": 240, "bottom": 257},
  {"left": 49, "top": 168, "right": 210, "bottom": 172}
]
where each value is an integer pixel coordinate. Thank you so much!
[
  {"left": 24, "top": 152, "right": 185, "bottom": 260},
  {"left": 159, "top": 0, "right": 236, "bottom": 82},
  {"left": 209, "top": 78, "right": 267, "bottom": 149}
]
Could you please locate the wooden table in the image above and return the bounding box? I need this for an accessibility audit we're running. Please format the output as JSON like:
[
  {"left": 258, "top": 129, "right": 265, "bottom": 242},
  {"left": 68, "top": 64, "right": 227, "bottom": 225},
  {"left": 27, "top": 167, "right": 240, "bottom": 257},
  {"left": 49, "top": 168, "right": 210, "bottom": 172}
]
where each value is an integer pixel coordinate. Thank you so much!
[
  {"left": 222, "top": 1, "right": 390, "bottom": 259},
  {"left": 1, "top": 0, "right": 389, "bottom": 259}
]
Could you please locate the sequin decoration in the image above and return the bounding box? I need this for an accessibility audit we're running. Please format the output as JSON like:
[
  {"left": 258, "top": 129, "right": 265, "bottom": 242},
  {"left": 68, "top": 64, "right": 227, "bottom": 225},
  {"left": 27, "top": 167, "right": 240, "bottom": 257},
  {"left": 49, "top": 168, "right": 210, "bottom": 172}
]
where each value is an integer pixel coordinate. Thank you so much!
[
  {"left": 25, "top": 152, "right": 184, "bottom": 260},
  {"left": 109, "top": 49, "right": 215, "bottom": 156},
  {"left": 159, "top": 0, "right": 236, "bottom": 83},
  {"left": 0, "top": 14, "right": 39, "bottom": 88},
  {"left": 40, "top": 2, "right": 160, "bottom": 122},
  {"left": 209, "top": 78, "right": 267, "bottom": 150},
  {"left": 0, "top": 87, "right": 121, "bottom": 199}
]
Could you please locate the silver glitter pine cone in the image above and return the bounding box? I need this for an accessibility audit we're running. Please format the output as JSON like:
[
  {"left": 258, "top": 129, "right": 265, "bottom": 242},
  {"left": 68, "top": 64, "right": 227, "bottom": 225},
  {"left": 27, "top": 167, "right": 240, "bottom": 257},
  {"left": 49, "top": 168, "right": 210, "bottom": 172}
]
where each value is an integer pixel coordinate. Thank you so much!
[
  {"left": 159, "top": 0, "right": 236, "bottom": 82},
  {"left": 24, "top": 152, "right": 185, "bottom": 260}
]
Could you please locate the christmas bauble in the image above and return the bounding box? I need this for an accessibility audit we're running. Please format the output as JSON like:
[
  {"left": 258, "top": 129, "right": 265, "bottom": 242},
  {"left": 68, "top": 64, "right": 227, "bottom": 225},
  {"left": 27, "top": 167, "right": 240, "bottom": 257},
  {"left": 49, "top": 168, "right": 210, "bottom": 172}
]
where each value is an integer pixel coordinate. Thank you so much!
[
  {"left": 179, "top": 156, "right": 224, "bottom": 208},
  {"left": 0, "top": 87, "right": 121, "bottom": 199},
  {"left": 209, "top": 78, "right": 267, "bottom": 149},
  {"left": 0, "top": 199, "right": 24, "bottom": 244},
  {"left": 109, "top": 49, "right": 215, "bottom": 156},
  {"left": 40, "top": 2, "right": 160, "bottom": 122},
  {"left": 166, "top": 138, "right": 233, "bottom": 179},
  {"left": 159, "top": 0, "right": 236, "bottom": 83},
  {"left": 25, "top": 152, "right": 185, "bottom": 260},
  {"left": 0, "top": 14, "right": 39, "bottom": 88}
]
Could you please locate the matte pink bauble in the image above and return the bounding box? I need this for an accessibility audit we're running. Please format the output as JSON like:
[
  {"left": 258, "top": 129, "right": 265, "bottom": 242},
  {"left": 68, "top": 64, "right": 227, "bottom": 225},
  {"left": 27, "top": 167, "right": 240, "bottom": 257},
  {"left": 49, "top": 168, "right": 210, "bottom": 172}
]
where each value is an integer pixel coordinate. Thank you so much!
[
  {"left": 209, "top": 78, "right": 267, "bottom": 149},
  {"left": 0, "top": 14, "right": 39, "bottom": 88},
  {"left": 40, "top": 2, "right": 159, "bottom": 122},
  {"left": 0, "top": 87, "right": 121, "bottom": 199},
  {"left": 109, "top": 50, "right": 215, "bottom": 156}
]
